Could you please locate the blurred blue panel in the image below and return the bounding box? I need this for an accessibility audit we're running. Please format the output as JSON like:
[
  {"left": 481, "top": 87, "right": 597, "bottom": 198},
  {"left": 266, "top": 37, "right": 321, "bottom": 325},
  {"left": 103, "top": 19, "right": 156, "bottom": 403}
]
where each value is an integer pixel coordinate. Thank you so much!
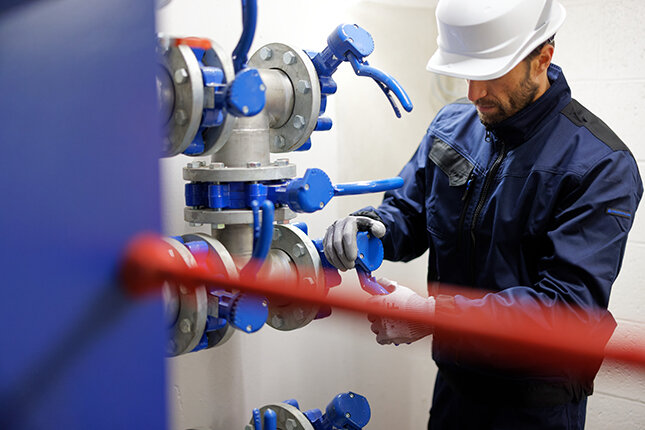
[{"left": 0, "top": 0, "right": 166, "bottom": 428}]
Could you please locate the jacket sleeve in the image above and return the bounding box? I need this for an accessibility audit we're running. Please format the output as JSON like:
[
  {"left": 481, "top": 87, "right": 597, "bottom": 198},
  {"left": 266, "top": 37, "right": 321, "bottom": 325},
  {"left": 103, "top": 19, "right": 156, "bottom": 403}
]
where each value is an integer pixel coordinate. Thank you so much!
[
  {"left": 353, "top": 132, "right": 434, "bottom": 263},
  {"left": 435, "top": 150, "right": 643, "bottom": 377}
]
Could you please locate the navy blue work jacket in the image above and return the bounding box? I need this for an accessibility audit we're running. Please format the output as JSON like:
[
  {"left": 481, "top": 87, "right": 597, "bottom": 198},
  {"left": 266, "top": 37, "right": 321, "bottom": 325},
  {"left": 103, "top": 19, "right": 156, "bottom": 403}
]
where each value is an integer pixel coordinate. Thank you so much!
[{"left": 359, "top": 65, "right": 643, "bottom": 395}]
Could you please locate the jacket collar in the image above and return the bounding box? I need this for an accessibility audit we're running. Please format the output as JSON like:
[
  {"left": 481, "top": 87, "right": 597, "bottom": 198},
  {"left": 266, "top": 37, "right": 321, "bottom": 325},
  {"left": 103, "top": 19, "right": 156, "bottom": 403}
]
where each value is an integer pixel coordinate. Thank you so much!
[{"left": 487, "top": 64, "right": 572, "bottom": 147}]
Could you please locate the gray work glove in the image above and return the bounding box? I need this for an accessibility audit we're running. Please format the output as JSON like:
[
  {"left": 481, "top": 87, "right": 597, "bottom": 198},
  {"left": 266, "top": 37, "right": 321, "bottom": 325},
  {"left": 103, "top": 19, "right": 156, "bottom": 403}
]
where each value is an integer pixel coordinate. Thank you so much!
[{"left": 323, "top": 216, "right": 386, "bottom": 271}]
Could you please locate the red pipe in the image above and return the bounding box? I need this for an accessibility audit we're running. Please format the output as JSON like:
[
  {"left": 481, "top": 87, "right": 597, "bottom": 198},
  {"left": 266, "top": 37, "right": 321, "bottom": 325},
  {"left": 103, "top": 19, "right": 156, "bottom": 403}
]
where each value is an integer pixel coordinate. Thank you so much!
[{"left": 120, "top": 233, "right": 645, "bottom": 371}]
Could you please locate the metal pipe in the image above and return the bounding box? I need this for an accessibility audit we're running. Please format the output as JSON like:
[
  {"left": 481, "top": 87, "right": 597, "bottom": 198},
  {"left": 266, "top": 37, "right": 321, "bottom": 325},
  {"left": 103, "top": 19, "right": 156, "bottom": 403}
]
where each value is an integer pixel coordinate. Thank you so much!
[
  {"left": 212, "top": 110, "right": 270, "bottom": 167},
  {"left": 259, "top": 69, "right": 295, "bottom": 128},
  {"left": 212, "top": 224, "right": 254, "bottom": 268}
]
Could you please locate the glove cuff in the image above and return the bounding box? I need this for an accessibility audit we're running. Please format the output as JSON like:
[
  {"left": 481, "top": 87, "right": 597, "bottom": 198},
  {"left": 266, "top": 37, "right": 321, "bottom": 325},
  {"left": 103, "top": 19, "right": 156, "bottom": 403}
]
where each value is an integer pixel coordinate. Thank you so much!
[{"left": 404, "top": 295, "right": 435, "bottom": 340}]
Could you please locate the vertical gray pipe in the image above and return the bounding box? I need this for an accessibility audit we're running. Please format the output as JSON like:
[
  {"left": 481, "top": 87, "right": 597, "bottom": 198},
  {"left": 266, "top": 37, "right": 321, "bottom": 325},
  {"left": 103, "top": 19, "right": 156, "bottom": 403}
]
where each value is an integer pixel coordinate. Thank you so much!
[{"left": 210, "top": 68, "right": 295, "bottom": 263}]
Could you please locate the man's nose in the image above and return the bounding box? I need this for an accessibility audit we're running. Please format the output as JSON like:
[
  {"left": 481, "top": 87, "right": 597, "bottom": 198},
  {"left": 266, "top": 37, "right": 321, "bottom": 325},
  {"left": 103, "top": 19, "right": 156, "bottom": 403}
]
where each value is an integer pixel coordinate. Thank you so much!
[{"left": 467, "top": 80, "right": 487, "bottom": 103}]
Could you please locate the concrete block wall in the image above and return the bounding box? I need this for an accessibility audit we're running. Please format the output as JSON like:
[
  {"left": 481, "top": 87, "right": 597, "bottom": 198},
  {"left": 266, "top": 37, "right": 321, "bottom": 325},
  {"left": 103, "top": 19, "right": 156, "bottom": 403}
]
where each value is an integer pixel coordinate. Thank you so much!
[
  {"left": 556, "top": 0, "right": 645, "bottom": 428},
  {"left": 158, "top": 0, "right": 644, "bottom": 428}
]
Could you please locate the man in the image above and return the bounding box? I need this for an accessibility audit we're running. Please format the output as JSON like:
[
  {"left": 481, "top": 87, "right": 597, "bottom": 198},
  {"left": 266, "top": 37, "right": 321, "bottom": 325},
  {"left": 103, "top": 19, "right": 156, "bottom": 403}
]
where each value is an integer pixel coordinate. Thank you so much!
[{"left": 323, "top": 0, "right": 643, "bottom": 428}]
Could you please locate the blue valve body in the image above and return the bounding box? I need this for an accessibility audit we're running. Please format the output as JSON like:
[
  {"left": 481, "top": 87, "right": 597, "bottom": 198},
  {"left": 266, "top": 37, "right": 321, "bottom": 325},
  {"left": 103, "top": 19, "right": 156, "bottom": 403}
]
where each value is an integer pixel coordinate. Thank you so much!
[
  {"left": 186, "top": 169, "right": 403, "bottom": 215},
  {"left": 212, "top": 291, "right": 267, "bottom": 333},
  {"left": 278, "top": 168, "right": 334, "bottom": 213},
  {"left": 307, "top": 22, "right": 412, "bottom": 140},
  {"left": 280, "top": 392, "right": 371, "bottom": 430},
  {"left": 227, "top": 68, "right": 266, "bottom": 117},
  {"left": 326, "top": 392, "right": 371, "bottom": 429},
  {"left": 312, "top": 24, "right": 374, "bottom": 77}
]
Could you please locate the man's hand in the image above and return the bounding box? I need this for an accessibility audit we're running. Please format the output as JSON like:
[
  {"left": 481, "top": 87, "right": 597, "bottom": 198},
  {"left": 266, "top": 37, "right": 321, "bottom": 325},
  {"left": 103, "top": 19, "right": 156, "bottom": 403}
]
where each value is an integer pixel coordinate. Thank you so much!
[
  {"left": 368, "top": 278, "right": 435, "bottom": 345},
  {"left": 323, "top": 216, "right": 386, "bottom": 271}
]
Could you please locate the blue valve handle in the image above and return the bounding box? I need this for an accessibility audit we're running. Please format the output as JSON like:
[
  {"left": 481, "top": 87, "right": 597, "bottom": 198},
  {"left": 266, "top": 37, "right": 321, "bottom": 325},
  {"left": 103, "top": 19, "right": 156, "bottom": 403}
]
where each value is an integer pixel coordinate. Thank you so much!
[
  {"left": 314, "top": 231, "right": 389, "bottom": 296},
  {"left": 272, "top": 168, "right": 404, "bottom": 213},
  {"left": 354, "top": 232, "right": 389, "bottom": 296},
  {"left": 333, "top": 176, "right": 404, "bottom": 196},
  {"left": 232, "top": 0, "right": 258, "bottom": 73},
  {"left": 347, "top": 53, "right": 413, "bottom": 118},
  {"left": 356, "top": 267, "right": 389, "bottom": 296},
  {"left": 311, "top": 24, "right": 413, "bottom": 119}
]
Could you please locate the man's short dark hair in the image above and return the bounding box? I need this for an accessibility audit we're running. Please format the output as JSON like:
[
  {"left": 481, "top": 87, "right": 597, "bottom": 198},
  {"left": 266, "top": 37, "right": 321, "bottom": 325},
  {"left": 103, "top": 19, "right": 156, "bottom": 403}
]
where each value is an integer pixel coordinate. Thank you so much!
[{"left": 525, "top": 35, "right": 556, "bottom": 62}]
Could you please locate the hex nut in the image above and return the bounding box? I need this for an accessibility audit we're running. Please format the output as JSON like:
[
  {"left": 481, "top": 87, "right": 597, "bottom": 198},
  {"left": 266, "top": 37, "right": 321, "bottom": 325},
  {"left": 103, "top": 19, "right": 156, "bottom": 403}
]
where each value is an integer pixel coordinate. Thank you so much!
[
  {"left": 285, "top": 418, "right": 298, "bottom": 430},
  {"left": 283, "top": 51, "right": 297, "bottom": 65},
  {"left": 271, "top": 314, "right": 284, "bottom": 328},
  {"left": 274, "top": 158, "right": 289, "bottom": 166},
  {"left": 188, "top": 161, "right": 204, "bottom": 168},
  {"left": 174, "top": 68, "right": 188, "bottom": 84},
  {"left": 274, "top": 135, "right": 286, "bottom": 149},
  {"left": 259, "top": 46, "right": 273, "bottom": 61},
  {"left": 179, "top": 318, "right": 192, "bottom": 333},
  {"left": 273, "top": 228, "right": 282, "bottom": 241},
  {"left": 293, "top": 115, "right": 306, "bottom": 130},
  {"left": 174, "top": 109, "right": 188, "bottom": 125},
  {"left": 297, "top": 80, "right": 311, "bottom": 94},
  {"left": 292, "top": 243, "right": 306, "bottom": 257}
]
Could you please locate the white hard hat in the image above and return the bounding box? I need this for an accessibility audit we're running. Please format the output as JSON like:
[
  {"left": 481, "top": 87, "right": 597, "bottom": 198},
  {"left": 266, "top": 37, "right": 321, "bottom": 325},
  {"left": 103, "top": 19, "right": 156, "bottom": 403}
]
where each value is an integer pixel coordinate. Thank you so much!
[{"left": 426, "top": 0, "right": 566, "bottom": 80}]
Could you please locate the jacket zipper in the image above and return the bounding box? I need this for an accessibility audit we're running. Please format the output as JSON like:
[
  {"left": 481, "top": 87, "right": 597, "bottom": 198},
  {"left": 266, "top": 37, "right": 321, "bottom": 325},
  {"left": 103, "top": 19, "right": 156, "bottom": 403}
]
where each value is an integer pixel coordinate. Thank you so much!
[
  {"left": 457, "top": 172, "right": 475, "bottom": 251},
  {"left": 468, "top": 139, "right": 507, "bottom": 285}
]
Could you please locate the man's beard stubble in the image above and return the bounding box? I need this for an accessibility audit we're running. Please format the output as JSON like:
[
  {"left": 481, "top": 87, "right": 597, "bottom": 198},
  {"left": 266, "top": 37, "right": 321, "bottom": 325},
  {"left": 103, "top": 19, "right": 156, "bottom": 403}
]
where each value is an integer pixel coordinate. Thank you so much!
[{"left": 477, "top": 68, "right": 540, "bottom": 128}]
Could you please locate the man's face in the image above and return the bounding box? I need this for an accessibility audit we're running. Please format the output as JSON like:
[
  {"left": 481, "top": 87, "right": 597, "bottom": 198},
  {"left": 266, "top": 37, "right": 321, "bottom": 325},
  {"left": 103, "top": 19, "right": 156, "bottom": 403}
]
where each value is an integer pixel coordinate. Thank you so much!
[{"left": 467, "top": 60, "right": 540, "bottom": 127}]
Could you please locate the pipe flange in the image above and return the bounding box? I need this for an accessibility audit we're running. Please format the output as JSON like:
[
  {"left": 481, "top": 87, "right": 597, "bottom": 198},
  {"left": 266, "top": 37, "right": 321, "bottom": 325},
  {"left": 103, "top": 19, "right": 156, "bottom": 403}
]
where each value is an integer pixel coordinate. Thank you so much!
[
  {"left": 267, "top": 224, "right": 325, "bottom": 331},
  {"left": 185, "top": 207, "right": 296, "bottom": 226},
  {"left": 183, "top": 161, "right": 297, "bottom": 183},
  {"left": 181, "top": 233, "right": 238, "bottom": 348},
  {"left": 249, "top": 43, "right": 321, "bottom": 153},
  {"left": 249, "top": 404, "right": 314, "bottom": 430},
  {"left": 200, "top": 41, "right": 237, "bottom": 156},
  {"left": 164, "top": 237, "right": 208, "bottom": 356},
  {"left": 160, "top": 43, "right": 205, "bottom": 156}
]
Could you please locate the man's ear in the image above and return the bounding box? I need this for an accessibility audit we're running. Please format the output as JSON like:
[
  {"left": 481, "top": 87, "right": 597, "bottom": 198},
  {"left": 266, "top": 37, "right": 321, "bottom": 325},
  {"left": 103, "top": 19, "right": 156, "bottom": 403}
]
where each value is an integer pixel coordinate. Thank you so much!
[{"left": 534, "top": 44, "right": 554, "bottom": 76}]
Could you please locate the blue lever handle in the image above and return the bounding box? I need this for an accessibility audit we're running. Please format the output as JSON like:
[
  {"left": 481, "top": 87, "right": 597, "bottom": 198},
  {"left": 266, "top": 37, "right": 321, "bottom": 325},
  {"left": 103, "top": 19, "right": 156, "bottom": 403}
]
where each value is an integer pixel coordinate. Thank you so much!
[
  {"left": 357, "top": 267, "right": 389, "bottom": 296},
  {"left": 347, "top": 53, "right": 413, "bottom": 117},
  {"left": 271, "top": 169, "right": 404, "bottom": 214},
  {"left": 311, "top": 24, "right": 413, "bottom": 119},
  {"left": 333, "top": 177, "right": 404, "bottom": 196}
]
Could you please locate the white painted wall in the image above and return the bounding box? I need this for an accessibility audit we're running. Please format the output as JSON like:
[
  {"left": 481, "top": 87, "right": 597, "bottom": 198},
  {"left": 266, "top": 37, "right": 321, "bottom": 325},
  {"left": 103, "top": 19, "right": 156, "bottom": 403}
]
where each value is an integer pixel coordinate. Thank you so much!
[{"left": 157, "top": 0, "right": 645, "bottom": 428}]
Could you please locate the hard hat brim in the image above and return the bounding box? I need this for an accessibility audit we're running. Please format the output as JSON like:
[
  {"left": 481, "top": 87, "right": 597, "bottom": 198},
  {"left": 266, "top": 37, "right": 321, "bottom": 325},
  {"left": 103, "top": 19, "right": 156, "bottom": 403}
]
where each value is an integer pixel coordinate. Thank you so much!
[
  {"left": 426, "top": 50, "right": 517, "bottom": 81},
  {"left": 426, "top": 2, "right": 566, "bottom": 81}
]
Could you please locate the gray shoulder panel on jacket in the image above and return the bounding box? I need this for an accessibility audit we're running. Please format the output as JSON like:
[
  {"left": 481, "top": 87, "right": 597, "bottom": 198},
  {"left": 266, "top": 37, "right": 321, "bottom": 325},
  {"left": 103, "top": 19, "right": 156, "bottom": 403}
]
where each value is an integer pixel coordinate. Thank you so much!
[{"left": 561, "top": 99, "right": 628, "bottom": 152}]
